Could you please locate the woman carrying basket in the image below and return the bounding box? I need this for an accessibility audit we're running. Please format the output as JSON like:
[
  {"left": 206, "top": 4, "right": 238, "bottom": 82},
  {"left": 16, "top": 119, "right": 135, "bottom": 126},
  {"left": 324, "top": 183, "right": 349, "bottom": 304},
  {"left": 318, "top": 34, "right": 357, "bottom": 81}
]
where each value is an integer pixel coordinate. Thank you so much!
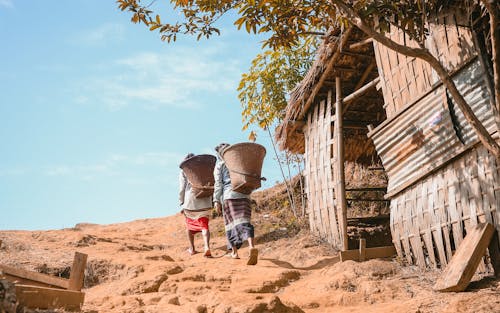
[
  {"left": 179, "top": 153, "right": 213, "bottom": 257},
  {"left": 213, "top": 143, "right": 258, "bottom": 265}
]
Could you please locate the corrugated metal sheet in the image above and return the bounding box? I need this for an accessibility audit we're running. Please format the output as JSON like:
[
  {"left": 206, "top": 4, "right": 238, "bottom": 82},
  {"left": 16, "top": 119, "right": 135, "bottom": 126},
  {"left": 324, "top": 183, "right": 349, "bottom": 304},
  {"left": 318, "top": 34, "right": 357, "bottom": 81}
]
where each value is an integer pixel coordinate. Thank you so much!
[{"left": 370, "top": 60, "right": 498, "bottom": 195}]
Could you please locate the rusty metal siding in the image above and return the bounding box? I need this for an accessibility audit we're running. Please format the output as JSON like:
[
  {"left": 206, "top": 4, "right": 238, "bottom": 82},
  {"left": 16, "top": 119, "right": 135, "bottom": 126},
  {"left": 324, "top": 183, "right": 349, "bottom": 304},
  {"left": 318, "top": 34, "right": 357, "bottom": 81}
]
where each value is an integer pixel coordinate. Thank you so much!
[{"left": 370, "top": 59, "right": 498, "bottom": 196}]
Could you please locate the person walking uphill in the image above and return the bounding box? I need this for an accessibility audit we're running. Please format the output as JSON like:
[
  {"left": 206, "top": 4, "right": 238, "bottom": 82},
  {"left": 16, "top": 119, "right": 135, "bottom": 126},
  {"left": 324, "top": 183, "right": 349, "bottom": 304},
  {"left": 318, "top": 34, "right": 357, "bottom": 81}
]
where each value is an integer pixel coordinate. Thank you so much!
[
  {"left": 213, "top": 143, "right": 258, "bottom": 265},
  {"left": 179, "top": 153, "right": 213, "bottom": 258}
]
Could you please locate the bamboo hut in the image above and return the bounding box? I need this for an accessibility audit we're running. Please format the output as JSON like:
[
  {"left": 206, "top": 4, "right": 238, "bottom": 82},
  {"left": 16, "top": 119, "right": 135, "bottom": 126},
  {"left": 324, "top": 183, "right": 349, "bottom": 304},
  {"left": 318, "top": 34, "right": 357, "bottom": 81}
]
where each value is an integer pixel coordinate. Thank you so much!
[{"left": 276, "top": 5, "right": 500, "bottom": 270}]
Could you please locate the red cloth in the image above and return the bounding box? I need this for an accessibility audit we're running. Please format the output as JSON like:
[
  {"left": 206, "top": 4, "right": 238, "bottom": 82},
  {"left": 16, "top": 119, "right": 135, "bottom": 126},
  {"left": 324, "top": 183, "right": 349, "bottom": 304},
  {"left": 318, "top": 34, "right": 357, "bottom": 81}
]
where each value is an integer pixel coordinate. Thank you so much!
[{"left": 185, "top": 216, "right": 209, "bottom": 233}]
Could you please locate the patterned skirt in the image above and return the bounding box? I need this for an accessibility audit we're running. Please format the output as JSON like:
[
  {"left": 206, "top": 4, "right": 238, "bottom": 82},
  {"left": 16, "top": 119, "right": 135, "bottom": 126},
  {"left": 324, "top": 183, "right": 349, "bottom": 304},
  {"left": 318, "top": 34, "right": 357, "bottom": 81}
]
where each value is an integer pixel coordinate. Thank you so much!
[{"left": 223, "top": 198, "right": 254, "bottom": 249}]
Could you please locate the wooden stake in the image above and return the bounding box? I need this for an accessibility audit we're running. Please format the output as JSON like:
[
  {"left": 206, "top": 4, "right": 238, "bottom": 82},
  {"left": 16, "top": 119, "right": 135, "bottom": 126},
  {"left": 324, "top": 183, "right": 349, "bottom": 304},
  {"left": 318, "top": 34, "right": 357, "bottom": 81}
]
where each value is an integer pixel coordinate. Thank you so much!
[
  {"left": 335, "top": 76, "right": 348, "bottom": 251},
  {"left": 68, "top": 252, "right": 87, "bottom": 291},
  {"left": 359, "top": 238, "right": 366, "bottom": 262}
]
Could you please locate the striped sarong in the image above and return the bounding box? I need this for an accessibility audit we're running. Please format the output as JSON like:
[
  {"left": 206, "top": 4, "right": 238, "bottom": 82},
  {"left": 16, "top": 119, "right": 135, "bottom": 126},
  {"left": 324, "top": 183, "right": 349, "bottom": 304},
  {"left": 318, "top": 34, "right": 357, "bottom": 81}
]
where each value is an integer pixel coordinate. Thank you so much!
[{"left": 223, "top": 198, "right": 254, "bottom": 249}]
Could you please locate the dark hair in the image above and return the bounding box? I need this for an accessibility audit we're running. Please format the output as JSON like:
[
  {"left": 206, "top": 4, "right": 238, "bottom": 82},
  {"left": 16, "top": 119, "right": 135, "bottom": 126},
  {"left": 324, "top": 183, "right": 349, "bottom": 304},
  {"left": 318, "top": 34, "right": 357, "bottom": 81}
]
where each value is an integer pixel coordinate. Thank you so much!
[
  {"left": 214, "top": 143, "right": 230, "bottom": 154},
  {"left": 184, "top": 153, "right": 195, "bottom": 160}
]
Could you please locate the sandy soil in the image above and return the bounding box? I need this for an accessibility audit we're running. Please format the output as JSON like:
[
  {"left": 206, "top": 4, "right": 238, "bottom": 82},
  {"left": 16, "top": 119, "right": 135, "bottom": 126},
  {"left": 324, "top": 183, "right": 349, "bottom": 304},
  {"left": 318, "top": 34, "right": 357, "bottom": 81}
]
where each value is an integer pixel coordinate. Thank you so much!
[{"left": 1, "top": 210, "right": 499, "bottom": 313}]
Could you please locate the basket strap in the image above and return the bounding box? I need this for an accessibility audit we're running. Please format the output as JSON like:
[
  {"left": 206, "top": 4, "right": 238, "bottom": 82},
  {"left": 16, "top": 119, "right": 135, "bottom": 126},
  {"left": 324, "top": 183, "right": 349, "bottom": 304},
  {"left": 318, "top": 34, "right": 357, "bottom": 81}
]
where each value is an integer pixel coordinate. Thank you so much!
[
  {"left": 191, "top": 185, "right": 215, "bottom": 190},
  {"left": 229, "top": 169, "right": 266, "bottom": 181}
]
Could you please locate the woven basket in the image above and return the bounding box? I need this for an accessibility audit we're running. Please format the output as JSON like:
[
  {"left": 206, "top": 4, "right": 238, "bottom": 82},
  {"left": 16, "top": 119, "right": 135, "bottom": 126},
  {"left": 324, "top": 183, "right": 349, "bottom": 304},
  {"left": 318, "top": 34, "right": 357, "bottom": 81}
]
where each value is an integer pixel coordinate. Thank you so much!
[
  {"left": 222, "top": 142, "right": 266, "bottom": 194},
  {"left": 180, "top": 154, "right": 217, "bottom": 198}
]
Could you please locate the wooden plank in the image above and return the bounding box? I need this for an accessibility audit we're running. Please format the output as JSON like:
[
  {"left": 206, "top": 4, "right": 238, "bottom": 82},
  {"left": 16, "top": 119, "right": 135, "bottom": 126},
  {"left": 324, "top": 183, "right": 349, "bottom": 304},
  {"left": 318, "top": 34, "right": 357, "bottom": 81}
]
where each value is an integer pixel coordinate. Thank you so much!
[
  {"left": 433, "top": 223, "right": 495, "bottom": 292},
  {"left": 15, "top": 284, "right": 84, "bottom": 311},
  {"left": 340, "top": 246, "right": 396, "bottom": 262},
  {"left": 0, "top": 264, "right": 69, "bottom": 290},
  {"left": 68, "top": 252, "right": 87, "bottom": 291}
]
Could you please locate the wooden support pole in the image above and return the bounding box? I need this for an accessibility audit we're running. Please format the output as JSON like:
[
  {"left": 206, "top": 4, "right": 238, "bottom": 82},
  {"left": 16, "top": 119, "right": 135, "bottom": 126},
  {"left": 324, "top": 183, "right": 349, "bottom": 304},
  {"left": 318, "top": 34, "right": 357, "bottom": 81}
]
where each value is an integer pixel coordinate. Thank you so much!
[
  {"left": 343, "top": 77, "right": 380, "bottom": 114},
  {"left": 359, "top": 238, "right": 366, "bottom": 262},
  {"left": 335, "top": 76, "right": 348, "bottom": 251},
  {"left": 68, "top": 252, "right": 87, "bottom": 291}
]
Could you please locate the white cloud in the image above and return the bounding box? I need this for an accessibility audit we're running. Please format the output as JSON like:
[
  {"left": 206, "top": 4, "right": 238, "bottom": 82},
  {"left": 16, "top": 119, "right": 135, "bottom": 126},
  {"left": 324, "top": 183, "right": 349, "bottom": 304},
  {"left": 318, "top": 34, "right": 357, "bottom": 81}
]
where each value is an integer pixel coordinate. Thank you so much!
[
  {"left": 79, "top": 46, "right": 242, "bottom": 110},
  {"left": 45, "top": 151, "right": 183, "bottom": 182},
  {"left": 72, "top": 23, "right": 125, "bottom": 46},
  {"left": 0, "top": 0, "right": 13, "bottom": 8}
]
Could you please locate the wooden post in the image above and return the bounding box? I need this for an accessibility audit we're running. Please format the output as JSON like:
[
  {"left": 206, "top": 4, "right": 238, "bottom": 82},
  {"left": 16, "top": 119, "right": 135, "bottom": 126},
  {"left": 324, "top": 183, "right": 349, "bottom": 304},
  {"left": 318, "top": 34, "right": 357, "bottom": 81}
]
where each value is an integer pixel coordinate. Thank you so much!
[
  {"left": 68, "top": 252, "right": 87, "bottom": 291},
  {"left": 335, "top": 76, "right": 348, "bottom": 251},
  {"left": 359, "top": 238, "right": 366, "bottom": 262}
]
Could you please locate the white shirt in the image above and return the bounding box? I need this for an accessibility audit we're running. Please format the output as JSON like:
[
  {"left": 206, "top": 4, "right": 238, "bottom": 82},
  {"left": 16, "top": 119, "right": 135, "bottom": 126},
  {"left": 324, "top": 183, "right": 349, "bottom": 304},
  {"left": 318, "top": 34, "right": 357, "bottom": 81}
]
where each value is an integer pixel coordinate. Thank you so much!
[
  {"left": 179, "top": 171, "right": 212, "bottom": 219},
  {"left": 213, "top": 160, "right": 250, "bottom": 204}
]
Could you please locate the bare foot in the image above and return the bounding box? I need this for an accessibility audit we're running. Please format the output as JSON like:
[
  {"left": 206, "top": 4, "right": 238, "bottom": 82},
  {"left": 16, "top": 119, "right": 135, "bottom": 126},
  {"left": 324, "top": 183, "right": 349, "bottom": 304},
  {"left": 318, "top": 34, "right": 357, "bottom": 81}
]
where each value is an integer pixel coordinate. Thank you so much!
[
  {"left": 247, "top": 248, "right": 258, "bottom": 265},
  {"left": 203, "top": 249, "right": 212, "bottom": 258},
  {"left": 225, "top": 252, "right": 240, "bottom": 259},
  {"left": 187, "top": 248, "right": 198, "bottom": 256}
]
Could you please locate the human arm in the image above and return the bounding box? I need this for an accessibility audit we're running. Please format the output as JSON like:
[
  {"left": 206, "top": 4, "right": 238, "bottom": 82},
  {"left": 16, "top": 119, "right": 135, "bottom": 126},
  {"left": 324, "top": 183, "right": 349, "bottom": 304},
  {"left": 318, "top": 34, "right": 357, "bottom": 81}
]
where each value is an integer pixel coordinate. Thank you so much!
[
  {"left": 179, "top": 171, "right": 186, "bottom": 211},
  {"left": 213, "top": 161, "right": 223, "bottom": 209}
]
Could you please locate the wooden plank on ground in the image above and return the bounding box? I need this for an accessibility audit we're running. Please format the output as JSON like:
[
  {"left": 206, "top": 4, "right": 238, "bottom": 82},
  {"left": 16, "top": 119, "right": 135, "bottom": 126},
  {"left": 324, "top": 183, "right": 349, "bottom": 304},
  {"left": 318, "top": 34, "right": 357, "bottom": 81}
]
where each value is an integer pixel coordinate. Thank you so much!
[
  {"left": 15, "top": 284, "right": 84, "bottom": 311},
  {"left": 340, "top": 245, "right": 396, "bottom": 262},
  {"left": 0, "top": 264, "right": 69, "bottom": 290},
  {"left": 433, "top": 223, "right": 495, "bottom": 292}
]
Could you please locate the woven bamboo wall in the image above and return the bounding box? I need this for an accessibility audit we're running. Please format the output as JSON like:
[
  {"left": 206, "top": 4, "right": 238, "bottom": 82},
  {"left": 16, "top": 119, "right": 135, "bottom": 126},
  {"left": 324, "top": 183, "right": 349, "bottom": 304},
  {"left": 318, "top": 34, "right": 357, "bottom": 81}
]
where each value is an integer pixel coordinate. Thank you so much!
[
  {"left": 390, "top": 144, "right": 500, "bottom": 268},
  {"left": 304, "top": 97, "right": 343, "bottom": 248},
  {"left": 374, "top": 8, "right": 476, "bottom": 119}
]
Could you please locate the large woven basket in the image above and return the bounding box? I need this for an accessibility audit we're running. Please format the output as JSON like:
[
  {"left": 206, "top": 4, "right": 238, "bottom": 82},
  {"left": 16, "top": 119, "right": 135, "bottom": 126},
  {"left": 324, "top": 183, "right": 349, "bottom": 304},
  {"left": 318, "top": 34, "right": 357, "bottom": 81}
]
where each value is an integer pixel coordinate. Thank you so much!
[
  {"left": 179, "top": 154, "right": 217, "bottom": 198},
  {"left": 222, "top": 142, "right": 266, "bottom": 194}
]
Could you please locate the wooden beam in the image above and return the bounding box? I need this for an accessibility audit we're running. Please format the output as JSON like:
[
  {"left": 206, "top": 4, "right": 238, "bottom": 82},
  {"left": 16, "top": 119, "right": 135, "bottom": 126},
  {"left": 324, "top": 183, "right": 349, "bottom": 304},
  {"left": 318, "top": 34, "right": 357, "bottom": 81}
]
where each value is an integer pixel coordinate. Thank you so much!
[
  {"left": 340, "top": 245, "right": 396, "bottom": 262},
  {"left": 343, "top": 77, "right": 380, "bottom": 112},
  {"left": 434, "top": 223, "right": 495, "bottom": 292},
  {"left": 331, "top": 66, "right": 358, "bottom": 72},
  {"left": 340, "top": 50, "right": 375, "bottom": 59},
  {"left": 335, "top": 76, "right": 348, "bottom": 251},
  {"left": 68, "top": 252, "right": 87, "bottom": 291},
  {"left": 349, "top": 38, "right": 373, "bottom": 50},
  {"left": 15, "top": 284, "right": 84, "bottom": 311},
  {"left": 0, "top": 265, "right": 69, "bottom": 290}
]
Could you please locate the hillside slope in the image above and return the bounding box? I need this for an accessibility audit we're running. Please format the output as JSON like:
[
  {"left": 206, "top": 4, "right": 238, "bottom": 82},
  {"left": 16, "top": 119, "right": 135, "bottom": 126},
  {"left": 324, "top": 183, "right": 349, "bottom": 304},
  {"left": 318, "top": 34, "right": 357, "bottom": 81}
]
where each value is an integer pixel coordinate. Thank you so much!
[{"left": 1, "top": 183, "right": 499, "bottom": 312}]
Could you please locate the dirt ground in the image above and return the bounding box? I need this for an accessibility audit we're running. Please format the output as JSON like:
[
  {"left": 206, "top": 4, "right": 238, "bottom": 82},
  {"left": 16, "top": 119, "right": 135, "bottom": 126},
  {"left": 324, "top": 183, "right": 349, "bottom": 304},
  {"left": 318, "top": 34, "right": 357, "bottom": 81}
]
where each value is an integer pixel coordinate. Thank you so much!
[{"left": 1, "top": 209, "right": 499, "bottom": 313}]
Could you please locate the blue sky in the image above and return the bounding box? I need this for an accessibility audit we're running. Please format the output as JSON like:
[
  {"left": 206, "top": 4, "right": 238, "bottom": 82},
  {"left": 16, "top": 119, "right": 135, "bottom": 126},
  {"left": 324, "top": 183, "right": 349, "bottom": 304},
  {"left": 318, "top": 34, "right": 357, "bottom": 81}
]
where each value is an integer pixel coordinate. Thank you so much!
[{"left": 0, "top": 0, "right": 284, "bottom": 230}]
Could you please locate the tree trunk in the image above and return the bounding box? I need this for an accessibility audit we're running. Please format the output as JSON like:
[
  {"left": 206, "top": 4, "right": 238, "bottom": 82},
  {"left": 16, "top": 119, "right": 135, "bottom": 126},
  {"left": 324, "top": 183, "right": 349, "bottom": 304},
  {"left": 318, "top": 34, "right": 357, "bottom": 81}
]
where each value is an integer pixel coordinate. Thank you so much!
[
  {"left": 482, "top": 0, "right": 500, "bottom": 110},
  {"left": 333, "top": 0, "right": 500, "bottom": 159}
]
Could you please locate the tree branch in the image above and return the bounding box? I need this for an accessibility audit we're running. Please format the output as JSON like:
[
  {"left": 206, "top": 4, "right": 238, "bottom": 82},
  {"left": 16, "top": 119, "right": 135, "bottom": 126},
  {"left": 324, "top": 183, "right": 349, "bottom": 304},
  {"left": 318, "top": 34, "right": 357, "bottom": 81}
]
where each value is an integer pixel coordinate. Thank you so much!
[{"left": 331, "top": 0, "right": 500, "bottom": 159}]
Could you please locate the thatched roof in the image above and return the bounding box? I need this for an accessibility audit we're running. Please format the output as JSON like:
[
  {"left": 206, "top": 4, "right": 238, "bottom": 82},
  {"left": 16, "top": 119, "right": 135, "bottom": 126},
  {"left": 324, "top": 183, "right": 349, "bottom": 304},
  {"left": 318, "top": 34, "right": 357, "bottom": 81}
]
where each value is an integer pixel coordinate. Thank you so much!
[{"left": 276, "top": 26, "right": 386, "bottom": 161}]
